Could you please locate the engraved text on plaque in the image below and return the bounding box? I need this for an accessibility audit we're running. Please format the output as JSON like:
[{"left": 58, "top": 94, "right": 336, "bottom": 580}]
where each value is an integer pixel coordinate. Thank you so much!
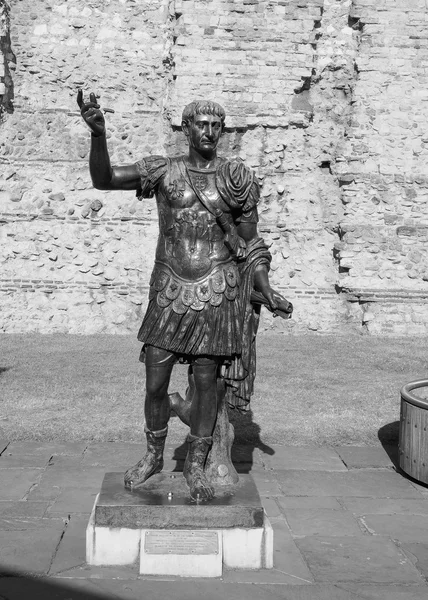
[{"left": 144, "top": 530, "right": 219, "bottom": 555}]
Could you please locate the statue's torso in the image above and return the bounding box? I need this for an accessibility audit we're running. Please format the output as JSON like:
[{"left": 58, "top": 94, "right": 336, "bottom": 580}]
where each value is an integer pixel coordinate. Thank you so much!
[{"left": 155, "top": 159, "right": 235, "bottom": 281}]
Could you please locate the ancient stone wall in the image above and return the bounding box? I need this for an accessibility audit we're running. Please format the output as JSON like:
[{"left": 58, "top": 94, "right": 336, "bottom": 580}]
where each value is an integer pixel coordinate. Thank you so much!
[
  {"left": 0, "top": 0, "right": 427, "bottom": 334},
  {"left": 337, "top": 0, "right": 428, "bottom": 334}
]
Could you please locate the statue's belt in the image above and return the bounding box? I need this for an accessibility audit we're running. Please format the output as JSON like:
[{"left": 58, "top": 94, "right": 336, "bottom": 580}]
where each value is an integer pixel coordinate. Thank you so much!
[{"left": 149, "top": 262, "right": 240, "bottom": 313}]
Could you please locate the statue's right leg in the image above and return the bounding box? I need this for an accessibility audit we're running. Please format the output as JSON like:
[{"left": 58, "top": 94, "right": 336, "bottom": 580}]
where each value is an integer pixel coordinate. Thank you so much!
[{"left": 124, "top": 346, "right": 176, "bottom": 489}]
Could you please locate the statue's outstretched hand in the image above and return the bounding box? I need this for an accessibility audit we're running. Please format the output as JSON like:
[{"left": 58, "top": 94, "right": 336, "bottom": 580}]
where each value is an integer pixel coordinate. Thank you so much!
[{"left": 77, "top": 89, "right": 105, "bottom": 137}]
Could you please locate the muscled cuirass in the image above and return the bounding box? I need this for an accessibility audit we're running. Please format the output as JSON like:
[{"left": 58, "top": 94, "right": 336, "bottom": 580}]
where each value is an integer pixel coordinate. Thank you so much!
[{"left": 155, "top": 160, "right": 235, "bottom": 281}]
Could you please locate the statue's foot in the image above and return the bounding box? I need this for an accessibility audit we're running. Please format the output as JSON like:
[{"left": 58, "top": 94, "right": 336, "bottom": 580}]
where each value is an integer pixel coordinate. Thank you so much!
[
  {"left": 184, "top": 467, "right": 215, "bottom": 501},
  {"left": 183, "top": 434, "right": 214, "bottom": 501},
  {"left": 124, "top": 453, "right": 164, "bottom": 490},
  {"left": 124, "top": 425, "right": 168, "bottom": 490}
]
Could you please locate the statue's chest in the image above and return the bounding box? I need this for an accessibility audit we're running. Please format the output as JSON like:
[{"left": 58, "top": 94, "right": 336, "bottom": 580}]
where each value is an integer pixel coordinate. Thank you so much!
[{"left": 160, "top": 169, "right": 225, "bottom": 212}]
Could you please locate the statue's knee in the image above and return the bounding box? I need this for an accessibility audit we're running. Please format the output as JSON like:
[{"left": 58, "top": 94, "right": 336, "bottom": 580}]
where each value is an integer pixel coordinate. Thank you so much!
[
  {"left": 193, "top": 364, "right": 218, "bottom": 393},
  {"left": 145, "top": 379, "right": 167, "bottom": 401}
]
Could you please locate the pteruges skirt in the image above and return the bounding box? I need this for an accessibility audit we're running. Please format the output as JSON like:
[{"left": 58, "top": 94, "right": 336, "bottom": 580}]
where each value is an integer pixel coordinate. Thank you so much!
[{"left": 137, "top": 261, "right": 243, "bottom": 361}]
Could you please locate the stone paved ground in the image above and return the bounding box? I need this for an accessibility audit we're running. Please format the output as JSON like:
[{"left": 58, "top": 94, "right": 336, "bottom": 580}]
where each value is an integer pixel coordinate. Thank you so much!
[{"left": 1, "top": 441, "right": 428, "bottom": 599}]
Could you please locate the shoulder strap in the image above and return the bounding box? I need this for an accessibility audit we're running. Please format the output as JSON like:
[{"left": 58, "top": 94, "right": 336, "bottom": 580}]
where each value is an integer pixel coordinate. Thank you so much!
[
  {"left": 177, "top": 159, "right": 219, "bottom": 218},
  {"left": 177, "top": 160, "right": 244, "bottom": 259}
]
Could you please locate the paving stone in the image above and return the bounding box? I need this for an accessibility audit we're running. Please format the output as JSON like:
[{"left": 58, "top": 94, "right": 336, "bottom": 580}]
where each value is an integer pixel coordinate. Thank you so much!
[
  {"left": 46, "top": 487, "right": 99, "bottom": 516},
  {"left": 89, "top": 580, "right": 368, "bottom": 599},
  {"left": 342, "top": 498, "right": 428, "bottom": 516},
  {"left": 360, "top": 514, "right": 428, "bottom": 543},
  {"left": 275, "top": 469, "right": 422, "bottom": 498},
  {"left": 278, "top": 496, "right": 343, "bottom": 510},
  {"left": 5, "top": 442, "right": 85, "bottom": 456},
  {"left": 82, "top": 443, "right": 188, "bottom": 474},
  {"left": 49, "top": 514, "right": 92, "bottom": 575},
  {"left": 295, "top": 536, "right": 423, "bottom": 584},
  {"left": 261, "top": 496, "right": 283, "bottom": 518},
  {"left": 53, "top": 564, "right": 139, "bottom": 580},
  {"left": 340, "top": 583, "right": 428, "bottom": 599},
  {"left": 263, "top": 446, "right": 347, "bottom": 472},
  {"left": 0, "top": 501, "right": 48, "bottom": 518},
  {"left": 2, "top": 578, "right": 427, "bottom": 600},
  {"left": 0, "top": 452, "right": 53, "bottom": 468},
  {"left": 0, "top": 468, "right": 42, "bottom": 501},
  {"left": 0, "top": 576, "right": 120, "bottom": 600},
  {"left": 252, "top": 585, "right": 363, "bottom": 600},
  {"left": 0, "top": 517, "right": 66, "bottom": 575},
  {"left": 270, "top": 519, "right": 314, "bottom": 584},
  {"left": 0, "top": 516, "right": 62, "bottom": 531},
  {"left": 401, "top": 544, "right": 428, "bottom": 580},
  {"left": 26, "top": 483, "right": 62, "bottom": 503},
  {"left": 250, "top": 467, "right": 282, "bottom": 496},
  {"left": 28, "top": 466, "right": 106, "bottom": 498},
  {"left": 335, "top": 446, "right": 397, "bottom": 469},
  {"left": 48, "top": 454, "right": 85, "bottom": 468},
  {"left": 284, "top": 508, "right": 364, "bottom": 537},
  {"left": 87, "top": 580, "right": 326, "bottom": 600},
  {"left": 222, "top": 568, "right": 312, "bottom": 585},
  {"left": 82, "top": 443, "right": 147, "bottom": 467},
  {"left": 407, "top": 478, "right": 428, "bottom": 496}
]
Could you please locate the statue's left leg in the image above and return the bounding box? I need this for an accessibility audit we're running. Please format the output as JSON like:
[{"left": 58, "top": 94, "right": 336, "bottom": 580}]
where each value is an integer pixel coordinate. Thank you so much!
[
  {"left": 183, "top": 356, "right": 218, "bottom": 500},
  {"left": 124, "top": 347, "right": 175, "bottom": 489}
]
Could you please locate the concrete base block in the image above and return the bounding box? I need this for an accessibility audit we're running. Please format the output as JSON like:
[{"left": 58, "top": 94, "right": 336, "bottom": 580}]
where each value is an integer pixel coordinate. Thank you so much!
[
  {"left": 223, "top": 515, "right": 273, "bottom": 570},
  {"left": 263, "top": 515, "right": 274, "bottom": 569},
  {"left": 86, "top": 496, "right": 140, "bottom": 566}
]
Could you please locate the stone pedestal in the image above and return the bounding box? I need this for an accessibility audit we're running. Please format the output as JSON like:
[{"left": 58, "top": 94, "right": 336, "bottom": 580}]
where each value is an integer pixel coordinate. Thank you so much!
[{"left": 86, "top": 472, "right": 273, "bottom": 577}]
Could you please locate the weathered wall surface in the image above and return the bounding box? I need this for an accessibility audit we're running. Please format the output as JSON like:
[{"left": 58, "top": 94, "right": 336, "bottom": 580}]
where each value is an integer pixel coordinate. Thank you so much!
[
  {"left": 336, "top": 0, "right": 428, "bottom": 334},
  {"left": 0, "top": 0, "right": 427, "bottom": 334}
]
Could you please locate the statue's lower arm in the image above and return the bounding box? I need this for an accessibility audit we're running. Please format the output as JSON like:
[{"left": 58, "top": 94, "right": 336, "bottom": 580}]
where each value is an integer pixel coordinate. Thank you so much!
[{"left": 89, "top": 133, "right": 114, "bottom": 190}]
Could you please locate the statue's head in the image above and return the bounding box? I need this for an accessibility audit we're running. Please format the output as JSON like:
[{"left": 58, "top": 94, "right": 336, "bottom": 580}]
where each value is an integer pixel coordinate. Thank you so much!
[
  {"left": 181, "top": 100, "right": 226, "bottom": 127},
  {"left": 182, "top": 100, "right": 225, "bottom": 155}
]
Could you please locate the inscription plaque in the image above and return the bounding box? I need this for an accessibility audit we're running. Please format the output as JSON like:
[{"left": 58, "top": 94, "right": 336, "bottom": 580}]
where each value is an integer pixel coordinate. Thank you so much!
[{"left": 144, "top": 530, "right": 219, "bottom": 555}]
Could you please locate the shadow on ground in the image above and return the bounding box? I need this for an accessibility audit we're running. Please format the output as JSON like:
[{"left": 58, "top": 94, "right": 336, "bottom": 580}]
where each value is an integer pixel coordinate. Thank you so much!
[
  {"left": 0, "top": 567, "right": 110, "bottom": 600},
  {"left": 378, "top": 421, "right": 400, "bottom": 469}
]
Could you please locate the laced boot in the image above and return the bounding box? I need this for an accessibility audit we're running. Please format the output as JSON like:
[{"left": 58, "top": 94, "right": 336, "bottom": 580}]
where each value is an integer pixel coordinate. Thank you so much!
[
  {"left": 183, "top": 433, "right": 214, "bottom": 500},
  {"left": 124, "top": 425, "right": 168, "bottom": 489}
]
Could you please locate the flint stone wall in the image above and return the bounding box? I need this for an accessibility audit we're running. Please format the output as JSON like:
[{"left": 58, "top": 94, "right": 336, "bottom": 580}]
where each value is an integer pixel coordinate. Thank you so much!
[{"left": 0, "top": 0, "right": 427, "bottom": 335}]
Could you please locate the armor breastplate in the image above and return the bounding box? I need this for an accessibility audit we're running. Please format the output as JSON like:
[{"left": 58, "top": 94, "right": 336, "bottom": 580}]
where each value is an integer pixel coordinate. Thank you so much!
[{"left": 155, "top": 160, "right": 234, "bottom": 280}]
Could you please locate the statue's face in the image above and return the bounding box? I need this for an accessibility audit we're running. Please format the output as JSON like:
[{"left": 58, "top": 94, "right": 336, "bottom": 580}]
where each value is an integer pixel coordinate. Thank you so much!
[{"left": 183, "top": 113, "right": 223, "bottom": 154}]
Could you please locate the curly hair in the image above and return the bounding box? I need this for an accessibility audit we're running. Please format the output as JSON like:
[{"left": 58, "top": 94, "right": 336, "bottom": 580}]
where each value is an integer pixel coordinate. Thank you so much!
[{"left": 182, "top": 100, "right": 226, "bottom": 126}]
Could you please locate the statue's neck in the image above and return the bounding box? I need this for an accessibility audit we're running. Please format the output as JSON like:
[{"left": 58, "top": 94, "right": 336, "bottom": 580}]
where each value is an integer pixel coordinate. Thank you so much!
[{"left": 186, "top": 147, "right": 219, "bottom": 170}]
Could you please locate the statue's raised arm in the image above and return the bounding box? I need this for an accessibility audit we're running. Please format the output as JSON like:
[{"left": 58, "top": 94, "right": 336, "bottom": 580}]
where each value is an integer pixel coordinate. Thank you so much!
[{"left": 77, "top": 89, "right": 140, "bottom": 191}]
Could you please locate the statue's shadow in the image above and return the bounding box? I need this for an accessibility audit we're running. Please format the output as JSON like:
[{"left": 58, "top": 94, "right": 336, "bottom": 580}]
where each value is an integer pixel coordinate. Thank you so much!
[{"left": 171, "top": 407, "right": 274, "bottom": 474}]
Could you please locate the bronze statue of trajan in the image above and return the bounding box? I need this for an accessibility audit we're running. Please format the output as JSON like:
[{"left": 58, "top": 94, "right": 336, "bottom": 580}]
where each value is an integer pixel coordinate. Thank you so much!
[{"left": 78, "top": 91, "right": 293, "bottom": 501}]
